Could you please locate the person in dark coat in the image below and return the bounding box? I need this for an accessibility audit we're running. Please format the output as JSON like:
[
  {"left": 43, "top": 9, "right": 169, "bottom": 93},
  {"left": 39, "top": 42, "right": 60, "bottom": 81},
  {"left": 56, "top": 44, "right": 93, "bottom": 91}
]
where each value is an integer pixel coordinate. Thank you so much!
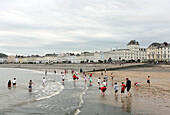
[{"left": 126, "top": 78, "right": 132, "bottom": 96}]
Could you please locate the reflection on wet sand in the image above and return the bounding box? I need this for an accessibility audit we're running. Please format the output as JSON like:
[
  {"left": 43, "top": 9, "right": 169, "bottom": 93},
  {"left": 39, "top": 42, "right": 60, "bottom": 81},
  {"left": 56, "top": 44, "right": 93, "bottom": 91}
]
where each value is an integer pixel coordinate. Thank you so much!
[{"left": 121, "top": 97, "right": 132, "bottom": 113}]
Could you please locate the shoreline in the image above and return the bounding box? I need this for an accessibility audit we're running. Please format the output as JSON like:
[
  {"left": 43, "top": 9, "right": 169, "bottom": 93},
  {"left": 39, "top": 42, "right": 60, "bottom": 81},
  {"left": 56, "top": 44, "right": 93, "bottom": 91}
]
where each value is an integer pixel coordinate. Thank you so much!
[{"left": 1, "top": 64, "right": 170, "bottom": 114}]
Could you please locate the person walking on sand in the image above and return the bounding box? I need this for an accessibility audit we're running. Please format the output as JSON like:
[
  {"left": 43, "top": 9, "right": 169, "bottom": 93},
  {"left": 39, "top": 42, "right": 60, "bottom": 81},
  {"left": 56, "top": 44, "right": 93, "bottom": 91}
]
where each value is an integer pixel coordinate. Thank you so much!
[
  {"left": 111, "top": 73, "right": 114, "bottom": 86},
  {"left": 126, "top": 78, "right": 132, "bottom": 97},
  {"left": 147, "top": 76, "right": 150, "bottom": 86},
  {"left": 12, "top": 78, "right": 16, "bottom": 87},
  {"left": 105, "top": 69, "right": 106, "bottom": 73},
  {"left": 100, "top": 79, "right": 107, "bottom": 96},
  {"left": 98, "top": 77, "right": 101, "bottom": 86},
  {"left": 114, "top": 82, "right": 118, "bottom": 96},
  {"left": 121, "top": 82, "right": 126, "bottom": 97},
  {"left": 8, "top": 80, "right": 11, "bottom": 88},
  {"left": 101, "top": 71, "right": 103, "bottom": 76},
  {"left": 28, "top": 80, "right": 34, "bottom": 91},
  {"left": 104, "top": 75, "right": 108, "bottom": 86}
]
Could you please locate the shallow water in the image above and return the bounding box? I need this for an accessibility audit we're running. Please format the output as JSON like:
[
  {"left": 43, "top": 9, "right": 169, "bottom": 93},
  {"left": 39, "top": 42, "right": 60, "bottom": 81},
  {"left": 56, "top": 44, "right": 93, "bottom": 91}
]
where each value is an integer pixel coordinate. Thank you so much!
[{"left": 0, "top": 68, "right": 86, "bottom": 114}]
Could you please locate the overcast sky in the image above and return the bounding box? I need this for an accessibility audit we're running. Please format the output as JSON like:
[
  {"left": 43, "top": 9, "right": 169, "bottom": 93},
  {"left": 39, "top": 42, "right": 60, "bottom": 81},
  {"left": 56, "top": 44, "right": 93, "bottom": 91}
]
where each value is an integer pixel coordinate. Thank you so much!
[{"left": 0, "top": 0, "right": 170, "bottom": 55}]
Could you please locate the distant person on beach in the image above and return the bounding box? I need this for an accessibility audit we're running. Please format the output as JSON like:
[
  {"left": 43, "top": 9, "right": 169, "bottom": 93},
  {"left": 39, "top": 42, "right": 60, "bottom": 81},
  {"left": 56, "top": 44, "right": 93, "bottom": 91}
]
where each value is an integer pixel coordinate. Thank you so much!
[
  {"left": 114, "top": 82, "right": 118, "bottom": 96},
  {"left": 126, "top": 78, "right": 132, "bottom": 96},
  {"left": 104, "top": 75, "right": 108, "bottom": 86},
  {"left": 100, "top": 79, "right": 107, "bottom": 96},
  {"left": 105, "top": 69, "right": 106, "bottom": 73},
  {"left": 71, "top": 70, "right": 74, "bottom": 74},
  {"left": 54, "top": 70, "right": 56, "bottom": 74},
  {"left": 134, "top": 82, "right": 139, "bottom": 90},
  {"left": 89, "top": 76, "right": 92, "bottom": 86},
  {"left": 84, "top": 74, "right": 87, "bottom": 84},
  {"left": 76, "top": 71, "right": 78, "bottom": 75},
  {"left": 121, "top": 82, "right": 126, "bottom": 96},
  {"left": 45, "top": 70, "right": 47, "bottom": 76},
  {"left": 147, "top": 76, "right": 150, "bottom": 86},
  {"left": 12, "top": 78, "right": 16, "bottom": 87},
  {"left": 28, "top": 80, "right": 34, "bottom": 91},
  {"left": 134, "top": 82, "right": 139, "bottom": 86},
  {"left": 98, "top": 77, "right": 101, "bottom": 86},
  {"left": 65, "top": 70, "right": 67, "bottom": 74},
  {"left": 42, "top": 77, "right": 46, "bottom": 86},
  {"left": 8, "top": 80, "right": 11, "bottom": 88},
  {"left": 90, "top": 74, "right": 92, "bottom": 77},
  {"left": 111, "top": 73, "right": 114, "bottom": 86},
  {"left": 73, "top": 74, "right": 79, "bottom": 81},
  {"left": 62, "top": 75, "right": 65, "bottom": 84},
  {"left": 101, "top": 71, "right": 103, "bottom": 76}
]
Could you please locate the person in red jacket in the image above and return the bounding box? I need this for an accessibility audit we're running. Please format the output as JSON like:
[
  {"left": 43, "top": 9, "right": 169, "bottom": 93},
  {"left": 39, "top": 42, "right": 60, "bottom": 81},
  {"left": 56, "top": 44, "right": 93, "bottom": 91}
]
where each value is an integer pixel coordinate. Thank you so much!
[
  {"left": 121, "top": 82, "right": 126, "bottom": 97},
  {"left": 73, "top": 74, "right": 79, "bottom": 81}
]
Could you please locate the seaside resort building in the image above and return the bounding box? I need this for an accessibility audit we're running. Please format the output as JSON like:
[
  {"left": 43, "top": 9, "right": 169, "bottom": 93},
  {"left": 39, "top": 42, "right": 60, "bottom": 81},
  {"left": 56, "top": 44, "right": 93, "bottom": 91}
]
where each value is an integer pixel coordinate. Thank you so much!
[
  {"left": 147, "top": 42, "right": 170, "bottom": 62},
  {"left": 13, "top": 40, "right": 147, "bottom": 64},
  {"left": 0, "top": 53, "right": 8, "bottom": 63}
]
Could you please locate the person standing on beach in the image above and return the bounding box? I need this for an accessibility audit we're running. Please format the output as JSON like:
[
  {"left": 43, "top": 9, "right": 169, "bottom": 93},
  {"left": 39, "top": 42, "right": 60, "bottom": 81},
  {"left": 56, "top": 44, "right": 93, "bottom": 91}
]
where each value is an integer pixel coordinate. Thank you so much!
[
  {"left": 114, "top": 82, "right": 118, "bottom": 96},
  {"left": 100, "top": 79, "right": 107, "bottom": 96},
  {"left": 147, "top": 76, "right": 150, "bottom": 86},
  {"left": 105, "top": 69, "right": 106, "bottom": 73},
  {"left": 12, "top": 78, "right": 16, "bottom": 87},
  {"left": 104, "top": 75, "right": 108, "bottom": 86},
  {"left": 28, "top": 80, "right": 34, "bottom": 91},
  {"left": 121, "top": 82, "right": 126, "bottom": 97},
  {"left": 126, "top": 78, "right": 132, "bottom": 96},
  {"left": 101, "top": 71, "right": 103, "bottom": 76},
  {"left": 98, "top": 77, "right": 101, "bottom": 86},
  {"left": 111, "top": 73, "right": 114, "bottom": 86},
  {"left": 8, "top": 80, "right": 11, "bottom": 88}
]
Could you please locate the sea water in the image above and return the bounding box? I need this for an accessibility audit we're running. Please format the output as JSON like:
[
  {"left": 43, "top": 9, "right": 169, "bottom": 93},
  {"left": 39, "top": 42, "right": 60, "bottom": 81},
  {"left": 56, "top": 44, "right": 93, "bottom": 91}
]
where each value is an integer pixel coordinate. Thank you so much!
[{"left": 0, "top": 68, "right": 86, "bottom": 114}]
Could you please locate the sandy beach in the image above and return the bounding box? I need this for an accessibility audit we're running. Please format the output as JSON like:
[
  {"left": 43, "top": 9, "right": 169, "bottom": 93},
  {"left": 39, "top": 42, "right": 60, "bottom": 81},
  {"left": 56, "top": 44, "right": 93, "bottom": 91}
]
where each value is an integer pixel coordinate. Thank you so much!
[
  {"left": 85, "top": 65, "right": 170, "bottom": 114},
  {"left": 0, "top": 63, "right": 170, "bottom": 114}
]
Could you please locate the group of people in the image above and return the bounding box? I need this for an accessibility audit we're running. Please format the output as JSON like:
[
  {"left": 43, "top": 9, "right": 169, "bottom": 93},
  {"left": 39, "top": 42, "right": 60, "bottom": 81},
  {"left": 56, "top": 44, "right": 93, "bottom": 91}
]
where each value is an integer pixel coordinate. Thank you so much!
[
  {"left": 8, "top": 78, "right": 16, "bottom": 88},
  {"left": 7, "top": 77, "right": 47, "bottom": 91},
  {"left": 81, "top": 71, "right": 151, "bottom": 97}
]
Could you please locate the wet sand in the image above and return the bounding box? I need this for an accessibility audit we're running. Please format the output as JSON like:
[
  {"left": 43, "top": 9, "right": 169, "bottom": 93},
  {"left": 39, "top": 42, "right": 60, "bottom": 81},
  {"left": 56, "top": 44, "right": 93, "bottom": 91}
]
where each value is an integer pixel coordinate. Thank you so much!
[{"left": 84, "top": 65, "right": 170, "bottom": 115}]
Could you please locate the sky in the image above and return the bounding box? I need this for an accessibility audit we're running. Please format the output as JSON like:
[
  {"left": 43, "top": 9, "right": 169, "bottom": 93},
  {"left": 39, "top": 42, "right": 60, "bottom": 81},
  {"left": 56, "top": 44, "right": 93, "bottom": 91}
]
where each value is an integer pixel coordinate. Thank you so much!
[{"left": 0, "top": 0, "right": 170, "bottom": 56}]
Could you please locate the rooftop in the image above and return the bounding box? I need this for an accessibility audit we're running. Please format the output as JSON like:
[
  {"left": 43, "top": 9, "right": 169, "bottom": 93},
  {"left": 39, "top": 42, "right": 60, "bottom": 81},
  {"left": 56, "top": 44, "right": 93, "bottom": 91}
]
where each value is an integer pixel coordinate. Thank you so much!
[{"left": 127, "top": 40, "right": 139, "bottom": 45}]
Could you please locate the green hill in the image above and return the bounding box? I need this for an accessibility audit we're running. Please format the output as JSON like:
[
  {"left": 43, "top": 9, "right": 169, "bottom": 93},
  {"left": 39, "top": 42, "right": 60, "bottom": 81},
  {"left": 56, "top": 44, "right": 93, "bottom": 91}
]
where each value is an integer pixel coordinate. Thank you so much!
[{"left": 0, "top": 53, "right": 8, "bottom": 57}]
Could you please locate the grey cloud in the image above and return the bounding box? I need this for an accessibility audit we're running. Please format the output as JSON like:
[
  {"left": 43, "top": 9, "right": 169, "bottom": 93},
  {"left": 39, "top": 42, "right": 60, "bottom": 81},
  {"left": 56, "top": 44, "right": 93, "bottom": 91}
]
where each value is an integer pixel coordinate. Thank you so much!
[{"left": 0, "top": 0, "right": 170, "bottom": 55}]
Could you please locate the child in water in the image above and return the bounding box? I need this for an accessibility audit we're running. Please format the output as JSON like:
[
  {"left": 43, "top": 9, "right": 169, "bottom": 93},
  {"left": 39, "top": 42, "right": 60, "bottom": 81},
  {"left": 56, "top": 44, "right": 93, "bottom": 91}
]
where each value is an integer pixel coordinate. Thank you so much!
[
  {"left": 42, "top": 77, "right": 46, "bottom": 86},
  {"left": 62, "top": 75, "right": 65, "bottom": 84},
  {"left": 12, "top": 78, "right": 16, "bottom": 87},
  {"left": 28, "top": 80, "right": 34, "bottom": 90},
  {"left": 8, "top": 80, "right": 11, "bottom": 88}
]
